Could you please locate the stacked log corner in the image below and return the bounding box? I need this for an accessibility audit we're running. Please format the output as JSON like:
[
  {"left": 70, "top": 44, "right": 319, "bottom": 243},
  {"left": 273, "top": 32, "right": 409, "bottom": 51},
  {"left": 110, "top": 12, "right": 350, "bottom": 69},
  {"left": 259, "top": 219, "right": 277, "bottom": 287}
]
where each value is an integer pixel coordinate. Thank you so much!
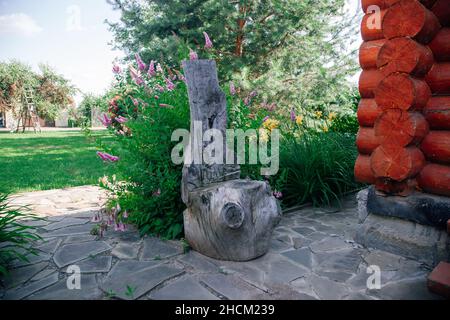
[{"left": 356, "top": 0, "right": 450, "bottom": 197}]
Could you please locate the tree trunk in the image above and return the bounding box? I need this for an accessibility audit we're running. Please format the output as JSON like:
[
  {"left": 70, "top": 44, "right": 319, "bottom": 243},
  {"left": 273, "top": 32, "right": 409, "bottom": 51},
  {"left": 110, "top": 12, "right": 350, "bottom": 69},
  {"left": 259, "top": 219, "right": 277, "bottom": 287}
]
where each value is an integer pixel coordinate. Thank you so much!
[
  {"left": 423, "top": 96, "right": 450, "bottom": 129},
  {"left": 425, "top": 63, "right": 450, "bottom": 94},
  {"left": 359, "top": 40, "right": 386, "bottom": 69},
  {"left": 361, "top": 10, "right": 387, "bottom": 41},
  {"left": 359, "top": 69, "right": 384, "bottom": 98},
  {"left": 429, "top": 28, "right": 450, "bottom": 62},
  {"left": 418, "top": 163, "right": 450, "bottom": 196},
  {"left": 357, "top": 99, "right": 382, "bottom": 127},
  {"left": 421, "top": 131, "right": 450, "bottom": 164},
  {"left": 357, "top": 127, "right": 380, "bottom": 154},
  {"left": 432, "top": 0, "right": 450, "bottom": 27},
  {"left": 355, "top": 154, "right": 376, "bottom": 184}
]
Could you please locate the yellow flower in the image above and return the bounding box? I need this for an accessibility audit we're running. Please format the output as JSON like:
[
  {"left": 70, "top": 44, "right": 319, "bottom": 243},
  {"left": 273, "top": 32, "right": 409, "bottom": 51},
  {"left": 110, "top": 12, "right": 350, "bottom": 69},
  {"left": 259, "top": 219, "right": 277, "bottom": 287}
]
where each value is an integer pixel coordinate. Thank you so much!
[
  {"left": 315, "top": 111, "right": 323, "bottom": 118},
  {"left": 263, "top": 119, "right": 280, "bottom": 131},
  {"left": 322, "top": 125, "right": 329, "bottom": 132},
  {"left": 328, "top": 112, "right": 337, "bottom": 121},
  {"left": 259, "top": 128, "right": 269, "bottom": 142},
  {"left": 295, "top": 115, "right": 303, "bottom": 125}
]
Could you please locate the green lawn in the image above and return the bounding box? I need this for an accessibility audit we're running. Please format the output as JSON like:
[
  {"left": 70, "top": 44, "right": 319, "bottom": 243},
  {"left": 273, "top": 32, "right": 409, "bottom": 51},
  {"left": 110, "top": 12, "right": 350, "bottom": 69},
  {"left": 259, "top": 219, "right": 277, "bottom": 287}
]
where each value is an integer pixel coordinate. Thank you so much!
[{"left": 0, "top": 130, "right": 115, "bottom": 193}]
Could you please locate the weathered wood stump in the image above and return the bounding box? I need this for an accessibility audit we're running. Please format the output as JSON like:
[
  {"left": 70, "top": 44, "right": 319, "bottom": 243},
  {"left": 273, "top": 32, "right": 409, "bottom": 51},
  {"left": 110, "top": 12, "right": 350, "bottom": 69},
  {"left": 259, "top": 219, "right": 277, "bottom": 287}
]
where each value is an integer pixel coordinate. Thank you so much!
[{"left": 181, "top": 59, "right": 281, "bottom": 261}]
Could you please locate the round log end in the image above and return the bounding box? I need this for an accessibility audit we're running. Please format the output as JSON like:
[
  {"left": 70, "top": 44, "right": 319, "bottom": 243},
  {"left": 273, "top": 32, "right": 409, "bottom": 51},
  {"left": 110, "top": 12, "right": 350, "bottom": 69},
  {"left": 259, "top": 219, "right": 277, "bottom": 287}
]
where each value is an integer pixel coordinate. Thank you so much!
[
  {"left": 374, "top": 109, "right": 429, "bottom": 146},
  {"left": 377, "top": 37, "right": 434, "bottom": 76},
  {"left": 371, "top": 145, "right": 425, "bottom": 181},
  {"left": 374, "top": 73, "right": 431, "bottom": 110},
  {"left": 221, "top": 203, "right": 245, "bottom": 229},
  {"left": 383, "top": 0, "right": 441, "bottom": 43}
]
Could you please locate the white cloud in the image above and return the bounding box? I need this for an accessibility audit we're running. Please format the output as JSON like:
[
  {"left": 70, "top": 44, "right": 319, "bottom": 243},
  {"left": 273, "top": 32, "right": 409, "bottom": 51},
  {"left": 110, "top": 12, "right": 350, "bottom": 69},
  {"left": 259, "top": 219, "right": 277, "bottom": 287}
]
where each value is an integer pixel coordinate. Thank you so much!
[{"left": 0, "top": 13, "right": 43, "bottom": 36}]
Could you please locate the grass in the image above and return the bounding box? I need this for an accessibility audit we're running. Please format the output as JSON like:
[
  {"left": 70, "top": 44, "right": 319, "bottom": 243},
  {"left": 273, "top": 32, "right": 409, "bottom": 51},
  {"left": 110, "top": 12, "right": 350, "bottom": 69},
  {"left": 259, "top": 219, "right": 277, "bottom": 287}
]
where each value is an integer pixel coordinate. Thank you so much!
[
  {"left": 279, "top": 132, "right": 363, "bottom": 207},
  {"left": 0, "top": 130, "right": 116, "bottom": 193}
]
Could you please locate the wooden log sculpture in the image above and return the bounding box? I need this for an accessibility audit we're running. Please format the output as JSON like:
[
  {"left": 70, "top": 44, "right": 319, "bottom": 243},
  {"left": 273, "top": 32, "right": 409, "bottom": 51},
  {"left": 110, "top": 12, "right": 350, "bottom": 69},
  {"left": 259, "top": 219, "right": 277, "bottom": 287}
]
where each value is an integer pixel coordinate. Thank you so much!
[{"left": 181, "top": 60, "right": 281, "bottom": 261}]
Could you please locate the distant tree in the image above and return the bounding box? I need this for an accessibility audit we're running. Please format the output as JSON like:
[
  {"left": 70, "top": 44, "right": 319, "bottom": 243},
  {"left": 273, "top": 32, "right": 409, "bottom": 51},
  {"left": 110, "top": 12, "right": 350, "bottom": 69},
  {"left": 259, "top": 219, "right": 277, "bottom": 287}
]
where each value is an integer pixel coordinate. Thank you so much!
[
  {"left": 78, "top": 93, "right": 108, "bottom": 126},
  {"left": 107, "top": 0, "right": 359, "bottom": 110},
  {"left": 0, "top": 61, "right": 76, "bottom": 131}
]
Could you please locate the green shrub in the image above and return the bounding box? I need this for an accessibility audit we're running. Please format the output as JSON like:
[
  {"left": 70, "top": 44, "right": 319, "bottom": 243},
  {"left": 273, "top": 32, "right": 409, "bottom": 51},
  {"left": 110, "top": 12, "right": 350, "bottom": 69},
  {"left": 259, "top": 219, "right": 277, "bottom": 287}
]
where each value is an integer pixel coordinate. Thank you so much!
[
  {"left": 277, "top": 132, "right": 362, "bottom": 207},
  {"left": 0, "top": 193, "right": 42, "bottom": 276}
]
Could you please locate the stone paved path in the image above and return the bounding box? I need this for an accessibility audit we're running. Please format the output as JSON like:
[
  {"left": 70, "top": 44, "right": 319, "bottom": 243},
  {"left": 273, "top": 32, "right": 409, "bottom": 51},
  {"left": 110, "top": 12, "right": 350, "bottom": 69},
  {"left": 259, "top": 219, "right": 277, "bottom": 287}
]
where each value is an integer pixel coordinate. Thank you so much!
[{"left": 0, "top": 186, "right": 442, "bottom": 300}]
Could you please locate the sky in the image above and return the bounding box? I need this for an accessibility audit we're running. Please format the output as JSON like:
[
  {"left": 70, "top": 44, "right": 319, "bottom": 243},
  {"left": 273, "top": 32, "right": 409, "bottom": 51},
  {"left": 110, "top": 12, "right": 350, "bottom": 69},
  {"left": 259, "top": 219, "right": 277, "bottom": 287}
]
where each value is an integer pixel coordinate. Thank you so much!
[
  {"left": 0, "top": 0, "right": 362, "bottom": 106},
  {"left": 0, "top": 0, "right": 123, "bottom": 105}
]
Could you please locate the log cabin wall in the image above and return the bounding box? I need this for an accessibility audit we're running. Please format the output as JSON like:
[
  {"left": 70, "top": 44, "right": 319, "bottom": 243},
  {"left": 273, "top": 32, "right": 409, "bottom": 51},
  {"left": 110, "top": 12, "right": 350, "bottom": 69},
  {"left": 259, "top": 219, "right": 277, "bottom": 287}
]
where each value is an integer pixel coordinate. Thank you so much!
[{"left": 356, "top": 0, "right": 450, "bottom": 196}]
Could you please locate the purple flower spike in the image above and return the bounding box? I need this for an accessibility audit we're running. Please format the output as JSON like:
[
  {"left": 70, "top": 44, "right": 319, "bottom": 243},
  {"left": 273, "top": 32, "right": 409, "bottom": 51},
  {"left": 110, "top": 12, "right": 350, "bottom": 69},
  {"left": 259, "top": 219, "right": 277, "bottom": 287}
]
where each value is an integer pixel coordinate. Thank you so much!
[
  {"left": 97, "top": 151, "right": 120, "bottom": 163},
  {"left": 230, "top": 82, "right": 236, "bottom": 96},
  {"left": 135, "top": 53, "right": 147, "bottom": 71},
  {"left": 98, "top": 113, "right": 112, "bottom": 127},
  {"left": 115, "top": 116, "right": 128, "bottom": 124},
  {"left": 290, "top": 108, "right": 296, "bottom": 122},
  {"left": 203, "top": 32, "right": 213, "bottom": 49},
  {"left": 262, "top": 116, "right": 270, "bottom": 123},
  {"left": 189, "top": 49, "right": 198, "bottom": 60},
  {"left": 129, "top": 66, "right": 144, "bottom": 86},
  {"left": 112, "top": 64, "right": 121, "bottom": 74},
  {"left": 165, "top": 78, "right": 175, "bottom": 91},
  {"left": 148, "top": 60, "right": 156, "bottom": 77}
]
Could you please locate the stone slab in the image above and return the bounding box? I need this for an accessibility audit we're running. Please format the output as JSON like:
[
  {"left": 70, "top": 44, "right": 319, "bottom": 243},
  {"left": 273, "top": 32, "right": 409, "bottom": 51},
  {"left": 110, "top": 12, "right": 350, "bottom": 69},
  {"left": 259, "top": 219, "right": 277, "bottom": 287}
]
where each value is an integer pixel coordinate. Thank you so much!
[
  {"left": 42, "top": 224, "right": 94, "bottom": 238},
  {"left": 149, "top": 276, "right": 218, "bottom": 300},
  {"left": 366, "top": 186, "right": 450, "bottom": 228},
  {"left": 28, "top": 274, "right": 102, "bottom": 300},
  {"left": 281, "top": 248, "right": 313, "bottom": 269},
  {"left": 100, "top": 260, "right": 184, "bottom": 300},
  {"left": 43, "top": 217, "right": 89, "bottom": 231},
  {"left": 141, "top": 237, "right": 181, "bottom": 260},
  {"left": 199, "top": 274, "right": 264, "bottom": 300},
  {"left": 112, "top": 242, "right": 140, "bottom": 260},
  {"left": 53, "top": 241, "right": 111, "bottom": 268},
  {"left": 355, "top": 214, "right": 449, "bottom": 267},
  {"left": 3, "top": 273, "right": 59, "bottom": 300},
  {"left": 66, "top": 255, "right": 112, "bottom": 273},
  {"left": 3, "top": 262, "right": 48, "bottom": 289}
]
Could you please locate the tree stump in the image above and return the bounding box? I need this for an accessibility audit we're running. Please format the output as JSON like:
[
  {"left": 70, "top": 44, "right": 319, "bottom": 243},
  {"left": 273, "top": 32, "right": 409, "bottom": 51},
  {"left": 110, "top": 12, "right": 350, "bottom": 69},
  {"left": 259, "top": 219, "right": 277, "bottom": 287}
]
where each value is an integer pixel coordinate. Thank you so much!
[{"left": 181, "top": 60, "right": 281, "bottom": 261}]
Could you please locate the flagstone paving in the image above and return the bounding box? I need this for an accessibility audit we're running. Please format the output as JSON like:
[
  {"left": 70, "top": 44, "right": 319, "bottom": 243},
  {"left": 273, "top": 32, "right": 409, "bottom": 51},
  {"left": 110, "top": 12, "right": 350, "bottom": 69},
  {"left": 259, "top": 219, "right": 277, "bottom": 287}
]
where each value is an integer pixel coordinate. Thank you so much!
[{"left": 0, "top": 185, "right": 444, "bottom": 300}]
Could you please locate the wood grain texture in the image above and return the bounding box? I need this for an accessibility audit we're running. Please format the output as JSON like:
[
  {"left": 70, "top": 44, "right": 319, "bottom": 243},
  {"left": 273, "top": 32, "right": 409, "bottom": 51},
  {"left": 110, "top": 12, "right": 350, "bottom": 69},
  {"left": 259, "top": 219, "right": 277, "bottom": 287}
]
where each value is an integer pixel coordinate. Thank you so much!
[
  {"left": 374, "top": 110, "right": 429, "bottom": 147},
  {"left": 383, "top": 0, "right": 441, "bottom": 44},
  {"left": 425, "top": 63, "right": 450, "bottom": 94},
  {"left": 429, "top": 28, "right": 450, "bottom": 62},
  {"left": 355, "top": 154, "right": 376, "bottom": 184},
  {"left": 374, "top": 73, "right": 431, "bottom": 110},
  {"left": 421, "top": 131, "right": 450, "bottom": 164},
  {"left": 359, "top": 69, "right": 385, "bottom": 98},
  {"left": 181, "top": 60, "right": 281, "bottom": 261},
  {"left": 423, "top": 96, "right": 450, "bottom": 129},
  {"left": 357, "top": 99, "right": 383, "bottom": 127},
  {"left": 418, "top": 163, "right": 450, "bottom": 196},
  {"left": 371, "top": 145, "right": 425, "bottom": 181},
  {"left": 357, "top": 127, "right": 380, "bottom": 154},
  {"left": 360, "top": 39, "right": 387, "bottom": 69},
  {"left": 377, "top": 37, "right": 434, "bottom": 76}
]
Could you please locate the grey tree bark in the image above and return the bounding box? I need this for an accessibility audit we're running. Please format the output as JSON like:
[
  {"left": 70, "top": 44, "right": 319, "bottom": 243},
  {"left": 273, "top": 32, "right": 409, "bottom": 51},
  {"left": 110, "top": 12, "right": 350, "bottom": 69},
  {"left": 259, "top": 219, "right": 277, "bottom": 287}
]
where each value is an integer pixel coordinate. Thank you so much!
[{"left": 181, "top": 59, "right": 281, "bottom": 261}]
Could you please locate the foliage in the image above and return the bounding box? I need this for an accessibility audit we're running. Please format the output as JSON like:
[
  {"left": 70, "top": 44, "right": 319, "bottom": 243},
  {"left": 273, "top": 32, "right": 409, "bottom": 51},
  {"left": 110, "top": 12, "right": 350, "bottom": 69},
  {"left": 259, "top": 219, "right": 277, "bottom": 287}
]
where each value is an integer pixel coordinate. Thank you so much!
[
  {"left": 0, "top": 192, "right": 42, "bottom": 276},
  {"left": 96, "top": 61, "right": 190, "bottom": 239},
  {"left": 78, "top": 93, "right": 109, "bottom": 126},
  {"left": 107, "top": 0, "right": 359, "bottom": 113},
  {"left": 277, "top": 132, "right": 362, "bottom": 207},
  {"left": 0, "top": 61, "right": 76, "bottom": 130}
]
